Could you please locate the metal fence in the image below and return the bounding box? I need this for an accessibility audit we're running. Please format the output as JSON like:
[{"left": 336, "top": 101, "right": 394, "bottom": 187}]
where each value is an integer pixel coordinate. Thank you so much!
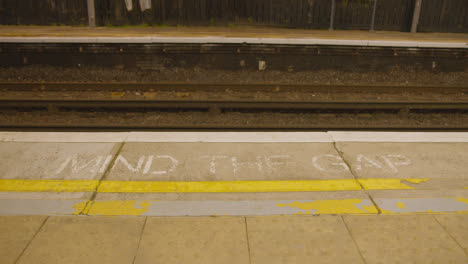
[{"left": 0, "top": 0, "right": 466, "bottom": 32}]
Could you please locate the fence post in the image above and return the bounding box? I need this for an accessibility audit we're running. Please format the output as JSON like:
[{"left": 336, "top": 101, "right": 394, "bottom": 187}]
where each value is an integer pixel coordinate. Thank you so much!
[
  {"left": 411, "top": 0, "right": 423, "bottom": 33},
  {"left": 87, "top": 0, "right": 96, "bottom": 27},
  {"left": 329, "top": 0, "right": 336, "bottom": 31},
  {"left": 370, "top": 0, "right": 378, "bottom": 31}
]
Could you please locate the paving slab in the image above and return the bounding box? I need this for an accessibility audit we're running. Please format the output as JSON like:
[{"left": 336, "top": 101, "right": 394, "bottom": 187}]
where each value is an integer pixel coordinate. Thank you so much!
[
  {"left": 106, "top": 143, "right": 354, "bottom": 181},
  {"left": 343, "top": 215, "right": 468, "bottom": 264},
  {"left": 336, "top": 142, "right": 468, "bottom": 180},
  {"left": 17, "top": 216, "right": 145, "bottom": 264},
  {"left": 0, "top": 216, "right": 46, "bottom": 264},
  {"left": 0, "top": 142, "right": 120, "bottom": 180},
  {"left": 247, "top": 215, "right": 364, "bottom": 264},
  {"left": 134, "top": 217, "right": 249, "bottom": 264},
  {"left": 435, "top": 215, "right": 468, "bottom": 253}
]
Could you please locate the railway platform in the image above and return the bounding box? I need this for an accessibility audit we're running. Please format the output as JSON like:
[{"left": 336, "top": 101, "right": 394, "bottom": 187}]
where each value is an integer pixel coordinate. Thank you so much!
[
  {"left": 2, "top": 26, "right": 467, "bottom": 73},
  {"left": 0, "top": 131, "right": 467, "bottom": 263},
  {"left": 1, "top": 25, "right": 467, "bottom": 48}
]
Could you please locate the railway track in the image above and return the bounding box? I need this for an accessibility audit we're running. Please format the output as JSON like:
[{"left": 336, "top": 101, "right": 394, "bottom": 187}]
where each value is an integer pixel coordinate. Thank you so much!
[{"left": 1, "top": 83, "right": 468, "bottom": 129}]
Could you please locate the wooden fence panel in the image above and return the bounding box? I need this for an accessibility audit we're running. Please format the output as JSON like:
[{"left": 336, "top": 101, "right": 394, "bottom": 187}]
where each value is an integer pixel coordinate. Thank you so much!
[
  {"left": 374, "top": 0, "right": 414, "bottom": 31},
  {"left": 0, "top": 0, "right": 17, "bottom": 25},
  {"left": 96, "top": 0, "right": 141, "bottom": 26},
  {"left": 56, "top": 1, "right": 87, "bottom": 25},
  {"left": 15, "top": 0, "right": 58, "bottom": 25},
  {"left": 419, "top": 0, "right": 468, "bottom": 33},
  {"left": 0, "top": 0, "right": 466, "bottom": 32},
  {"left": 334, "top": 0, "right": 371, "bottom": 30}
]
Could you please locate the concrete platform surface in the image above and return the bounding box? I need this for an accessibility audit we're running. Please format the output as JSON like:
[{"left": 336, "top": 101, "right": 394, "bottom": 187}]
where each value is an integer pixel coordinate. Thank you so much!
[
  {"left": 0, "top": 26, "right": 467, "bottom": 48},
  {"left": 0, "top": 132, "right": 467, "bottom": 263},
  {"left": 0, "top": 132, "right": 467, "bottom": 216},
  {"left": 0, "top": 215, "right": 466, "bottom": 264}
]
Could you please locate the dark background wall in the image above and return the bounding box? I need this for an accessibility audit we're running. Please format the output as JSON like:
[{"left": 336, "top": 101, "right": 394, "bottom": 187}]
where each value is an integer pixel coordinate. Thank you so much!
[{"left": 0, "top": 0, "right": 466, "bottom": 33}]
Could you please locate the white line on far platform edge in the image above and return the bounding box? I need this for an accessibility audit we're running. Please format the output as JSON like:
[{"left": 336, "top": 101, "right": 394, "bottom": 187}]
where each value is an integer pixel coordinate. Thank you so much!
[{"left": 1, "top": 132, "right": 468, "bottom": 143}]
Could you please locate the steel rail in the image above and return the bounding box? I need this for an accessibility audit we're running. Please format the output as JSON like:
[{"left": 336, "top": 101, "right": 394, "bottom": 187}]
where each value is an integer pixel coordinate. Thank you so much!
[{"left": 1, "top": 82, "right": 468, "bottom": 129}]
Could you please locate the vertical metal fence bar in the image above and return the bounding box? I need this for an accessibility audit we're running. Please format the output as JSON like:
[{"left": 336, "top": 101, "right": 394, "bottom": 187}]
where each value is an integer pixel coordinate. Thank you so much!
[
  {"left": 87, "top": 0, "right": 96, "bottom": 27},
  {"left": 329, "top": 0, "right": 336, "bottom": 30},
  {"left": 411, "top": 0, "right": 423, "bottom": 33},
  {"left": 370, "top": 0, "right": 378, "bottom": 31}
]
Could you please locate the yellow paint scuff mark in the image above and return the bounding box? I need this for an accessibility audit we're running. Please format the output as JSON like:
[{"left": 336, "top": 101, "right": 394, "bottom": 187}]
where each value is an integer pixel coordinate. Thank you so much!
[
  {"left": 82, "top": 201, "right": 94, "bottom": 215},
  {"left": 456, "top": 197, "right": 468, "bottom": 204},
  {"left": 380, "top": 208, "right": 392, "bottom": 214},
  {"left": 280, "top": 199, "right": 378, "bottom": 214},
  {"left": 72, "top": 201, "right": 89, "bottom": 215},
  {"left": 86, "top": 200, "right": 151, "bottom": 216},
  {"left": 396, "top": 202, "right": 406, "bottom": 209},
  {"left": 276, "top": 203, "right": 286, "bottom": 207},
  {"left": 358, "top": 178, "right": 429, "bottom": 190},
  {"left": 0, "top": 179, "right": 99, "bottom": 192},
  {"left": 362, "top": 205, "right": 378, "bottom": 213},
  {"left": 404, "top": 179, "right": 429, "bottom": 184}
]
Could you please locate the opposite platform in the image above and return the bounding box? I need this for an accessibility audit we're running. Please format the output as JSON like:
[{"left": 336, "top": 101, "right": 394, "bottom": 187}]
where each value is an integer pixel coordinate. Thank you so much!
[{"left": 0, "top": 26, "right": 467, "bottom": 48}]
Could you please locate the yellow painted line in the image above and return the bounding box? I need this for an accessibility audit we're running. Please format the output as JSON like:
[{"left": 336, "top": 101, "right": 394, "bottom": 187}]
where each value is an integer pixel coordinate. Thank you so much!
[
  {"left": 358, "top": 178, "right": 429, "bottom": 190},
  {"left": 97, "top": 180, "right": 361, "bottom": 193},
  {"left": 0, "top": 179, "right": 99, "bottom": 192},
  {"left": 0, "top": 178, "right": 431, "bottom": 193}
]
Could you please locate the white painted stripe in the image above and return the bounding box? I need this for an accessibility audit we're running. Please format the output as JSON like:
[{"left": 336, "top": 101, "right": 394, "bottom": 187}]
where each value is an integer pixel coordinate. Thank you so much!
[
  {"left": 0, "top": 132, "right": 331, "bottom": 143},
  {"left": 0, "top": 132, "right": 129, "bottom": 142},
  {"left": 125, "top": 132, "right": 332, "bottom": 142},
  {"left": 329, "top": 132, "right": 468, "bottom": 142},
  {"left": 0, "top": 37, "right": 466, "bottom": 48},
  {"left": 2, "top": 132, "right": 468, "bottom": 143}
]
